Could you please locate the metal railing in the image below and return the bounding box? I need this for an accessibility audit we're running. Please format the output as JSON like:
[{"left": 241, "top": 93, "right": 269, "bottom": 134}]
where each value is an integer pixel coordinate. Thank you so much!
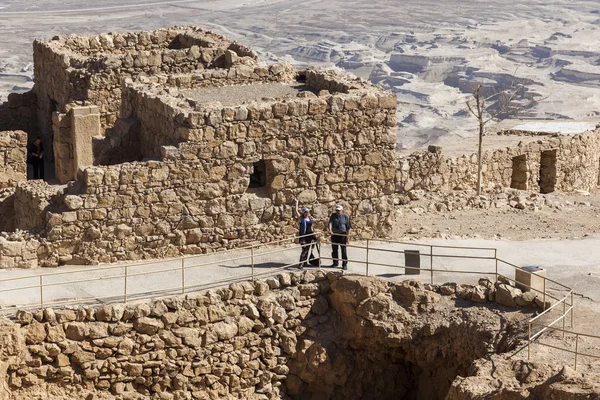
[{"left": 0, "top": 230, "right": 596, "bottom": 370}]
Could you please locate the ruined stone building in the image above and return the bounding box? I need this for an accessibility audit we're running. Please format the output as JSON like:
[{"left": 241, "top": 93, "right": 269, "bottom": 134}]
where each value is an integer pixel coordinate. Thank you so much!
[{"left": 0, "top": 26, "right": 599, "bottom": 268}]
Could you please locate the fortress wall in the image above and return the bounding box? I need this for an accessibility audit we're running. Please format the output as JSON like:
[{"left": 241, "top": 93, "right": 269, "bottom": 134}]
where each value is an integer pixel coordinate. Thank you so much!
[
  {"left": 121, "top": 62, "right": 298, "bottom": 159},
  {"left": 0, "top": 93, "right": 38, "bottom": 135},
  {"left": 0, "top": 130, "right": 27, "bottom": 189},
  {"left": 31, "top": 70, "right": 398, "bottom": 266}
]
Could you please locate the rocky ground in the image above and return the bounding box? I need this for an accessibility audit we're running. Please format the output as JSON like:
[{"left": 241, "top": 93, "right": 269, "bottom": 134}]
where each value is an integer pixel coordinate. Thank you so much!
[
  {"left": 393, "top": 187, "right": 600, "bottom": 241},
  {"left": 391, "top": 187, "right": 600, "bottom": 382}
]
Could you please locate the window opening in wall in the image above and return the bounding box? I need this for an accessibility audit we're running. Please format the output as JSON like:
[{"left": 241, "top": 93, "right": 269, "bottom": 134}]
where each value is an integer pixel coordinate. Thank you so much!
[
  {"left": 510, "top": 154, "right": 528, "bottom": 190},
  {"left": 539, "top": 149, "right": 557, "bottom": 194},
  {"left": 249, "top": 160, "right": 267, "bottom": 189}
]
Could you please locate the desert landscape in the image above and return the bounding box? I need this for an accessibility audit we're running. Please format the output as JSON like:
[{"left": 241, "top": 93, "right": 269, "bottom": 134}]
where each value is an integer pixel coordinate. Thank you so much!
[
  {"left": 0, "top": 1, "right": 600, "bottom": 399},
  {"left": 1, "top": 0, "right": 600, "bottom": 149}
]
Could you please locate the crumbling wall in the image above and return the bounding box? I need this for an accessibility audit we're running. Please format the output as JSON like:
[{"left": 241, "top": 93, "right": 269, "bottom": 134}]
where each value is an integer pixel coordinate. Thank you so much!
[
  {"left": 120, "top": 62, "right": 298, "bottom": 158},
  {"left": 0, "top": 231, "right": 40, "bottom": 269},
  {"left": 2, "top": 273, "right": 527, "bottom": 400},
  {"left": 0, "top": 130, "right": 28, "bottom": 188},
  {"left": 0, "top": 92, "right": 38, "bottom": 134},
  {"left": 397, "top": 129, "right": 600, "bottom": 193},
  {"left": 33, "top": 26, "right": 256, "bottom": 141},
  {"left": 18, "top": 68, "right": 398, "bottom": 266}
]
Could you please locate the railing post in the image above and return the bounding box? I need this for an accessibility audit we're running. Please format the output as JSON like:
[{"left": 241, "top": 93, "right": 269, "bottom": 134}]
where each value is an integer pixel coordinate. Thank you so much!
[
  {"left": 494, "top": 249, "right": 498, "bottom": 282},
  {"left": 574, "top": 334, "right": 579, "bottom": 371},
  {"left": 527, "top": 322, "right": 531, "bottom": 361},
  {"left": 317, "top": 236, "right": 322, "bottom": 270},
  {"left": 124, "top": 265, "right": 128, "bottom": 304},
  {"left": 430, "top": 246, "right": 434, "bottom": 285},
  {"left": 562, "top": 299, "right": 566, "bottom": 339},
  {"left": 366, "top": 239, "right": 370, "bottom": 277},
  {"left": 251, "top": 247, "right": 255, "bottom": 283},
  {"left": 39, "top": 275, "right": 43, "bottom": 308},
  {"left": 543, "top": 278, "right": 546, "bottom": 311},
  {"left": 181, "top": 257, "right": 185, "bottom": 295},
  {"left": 571, "top": 290, "right": 574, "bottom": 329}
]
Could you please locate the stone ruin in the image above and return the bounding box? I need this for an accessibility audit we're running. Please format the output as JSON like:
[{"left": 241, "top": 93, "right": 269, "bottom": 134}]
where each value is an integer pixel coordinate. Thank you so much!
[
  {"left": 0, "top": 26, "right": 599, "bottom": 268},
  {"left": 0, "top": 272, "right": 597, "bottom": 400}
]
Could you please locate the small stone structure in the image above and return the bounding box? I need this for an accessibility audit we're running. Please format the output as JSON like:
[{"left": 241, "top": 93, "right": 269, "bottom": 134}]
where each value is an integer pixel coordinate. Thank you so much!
[
  {"left": 0, "top": 26, "right": 599, "bottom": 268},
  {"left": 32, "top": 26, "right": 257, "bottom": 179}
]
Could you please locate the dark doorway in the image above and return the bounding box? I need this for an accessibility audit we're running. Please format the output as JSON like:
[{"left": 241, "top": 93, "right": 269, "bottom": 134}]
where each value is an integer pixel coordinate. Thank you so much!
[
  {"left": 510, "top": 155, "right": 528, "bottom": 190},
  {"left": 539, "top": 150, "right": 557, "bottom": 194}
]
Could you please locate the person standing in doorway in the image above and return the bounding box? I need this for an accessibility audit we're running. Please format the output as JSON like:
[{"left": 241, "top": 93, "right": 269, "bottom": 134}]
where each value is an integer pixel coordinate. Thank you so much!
[
  {"left": 27, "top": 137, "right": 44, "bottom": 180},
  {"left": 329, "top": 204, "right": 351, "bottom": 270}
]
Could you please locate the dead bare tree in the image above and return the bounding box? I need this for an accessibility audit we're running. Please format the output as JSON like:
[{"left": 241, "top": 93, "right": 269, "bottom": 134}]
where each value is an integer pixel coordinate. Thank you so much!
[{"left": 466, "top": 78, "right": 541, "bottom": 195}]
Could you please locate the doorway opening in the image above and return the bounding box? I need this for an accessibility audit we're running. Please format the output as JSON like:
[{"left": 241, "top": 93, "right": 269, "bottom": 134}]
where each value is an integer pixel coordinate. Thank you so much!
[{"left": 510, "top": 154, "right": 528, "bottom": 190}]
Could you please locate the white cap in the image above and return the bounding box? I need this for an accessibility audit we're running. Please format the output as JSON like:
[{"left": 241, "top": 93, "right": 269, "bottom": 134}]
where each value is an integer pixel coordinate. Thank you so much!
[{"left": 335, "top": 205, "right": 343, "bottom": 211}]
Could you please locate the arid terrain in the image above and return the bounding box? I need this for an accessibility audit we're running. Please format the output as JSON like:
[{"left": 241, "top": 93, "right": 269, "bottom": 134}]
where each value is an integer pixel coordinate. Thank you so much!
[{"left": 1, "top": 0, "right": 600, "bottom": 149}]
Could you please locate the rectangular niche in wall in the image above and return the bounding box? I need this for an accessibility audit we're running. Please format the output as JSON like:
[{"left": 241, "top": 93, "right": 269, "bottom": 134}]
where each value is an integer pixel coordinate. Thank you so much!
[
  {"left": 249, "top": 160, "right": 267, "bottom": 188},
  {"left": 510, "top": 154, "right": 528, "bottom": 190},
  {"left": 539, "top": 149, "right": 557, "bottom": 194}
]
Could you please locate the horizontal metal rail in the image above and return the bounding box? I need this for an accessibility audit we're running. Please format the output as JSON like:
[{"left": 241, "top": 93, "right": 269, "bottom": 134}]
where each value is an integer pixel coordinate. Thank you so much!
[{"left": 0, "top": 230, "right": 596, "bottom": 370}]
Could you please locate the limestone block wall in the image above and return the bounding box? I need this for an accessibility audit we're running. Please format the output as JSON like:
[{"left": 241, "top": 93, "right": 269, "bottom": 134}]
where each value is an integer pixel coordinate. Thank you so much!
[
  {"left": 4, "top": 270, "right": 332, "bottom": 398},
  {"left": 0, "top": 232, "right": 40, "bottom": 269},
  {"left": 120, "top": 62, "right": 298, "bottom": 158},
  {"left": 13, "top": 181, "right": 61, "bottom": 233},
  {"left": 0, "top": 92, "right": 38, "bottom": 134},
  {"left": 33, "top": 26, "right": 257, "bottom": 142},
  {"left": 397, "top": 129, "right": 600, "bottom": 193},
  {"left": 52, "top": 105, "right": 101, "bottom": 183},
  {"left": 0, "top": 130, "right": 27, "bottom": 188}
]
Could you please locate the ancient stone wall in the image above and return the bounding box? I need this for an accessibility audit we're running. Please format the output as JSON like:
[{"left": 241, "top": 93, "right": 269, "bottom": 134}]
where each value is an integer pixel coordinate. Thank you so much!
[
  {"left": 0, "top": 92, "right": 38, "bottom": 134},
  {"left": 398, "top": 129, "right": 600, "bottom": 193},
  {"left": 120, "top": 62, "right": 298, "bottom": 158},
  {"left": 5, "top": 67, "right": 397, "bottom": 266},
  {"left": 0, "top": 130, "right": 28, "bottom": 188},
  {"left": 33, "top": 26, "right": 257, "bottom": 143},
  {"left": 1, "top": 273, "right": 523, "bottom": 400},
  {"left": 0, "top": 231, "right": 40, "bottom": 269}
]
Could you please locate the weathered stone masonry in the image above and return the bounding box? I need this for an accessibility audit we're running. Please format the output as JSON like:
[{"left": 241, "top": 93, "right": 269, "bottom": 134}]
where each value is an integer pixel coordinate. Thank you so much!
[
  {"left": 33, "top": 26, "right": 257, "bottom": 156},
  {"left": 16, "top": 66, "right": 398, "bottom": 266},
  {"left": 0, "top": 272, "right": 525, "bottom": 400},
  {"left": 399, "top": 128, "right": 600, "bottom": 194},
  {"left": 1, "top": 27, "right": 600, "bottom": 269}
]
